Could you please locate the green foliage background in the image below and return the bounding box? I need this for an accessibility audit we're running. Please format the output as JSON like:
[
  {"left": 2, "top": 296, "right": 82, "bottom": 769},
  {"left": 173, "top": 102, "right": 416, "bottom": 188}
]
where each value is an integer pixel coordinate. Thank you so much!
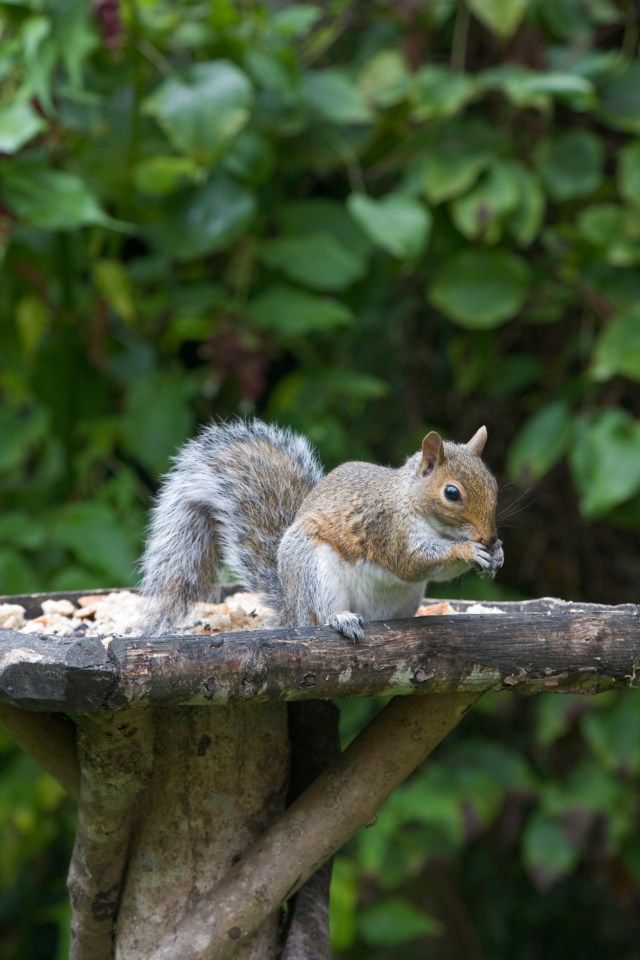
[{"left": 1, "top": 0, "right": 640, "bottom": 957}]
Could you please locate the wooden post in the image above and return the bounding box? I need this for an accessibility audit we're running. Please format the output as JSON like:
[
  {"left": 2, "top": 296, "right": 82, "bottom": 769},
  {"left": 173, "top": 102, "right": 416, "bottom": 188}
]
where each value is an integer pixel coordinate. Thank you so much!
[{"left": 115, "top": 704, "right": 288, "bottom": 959}]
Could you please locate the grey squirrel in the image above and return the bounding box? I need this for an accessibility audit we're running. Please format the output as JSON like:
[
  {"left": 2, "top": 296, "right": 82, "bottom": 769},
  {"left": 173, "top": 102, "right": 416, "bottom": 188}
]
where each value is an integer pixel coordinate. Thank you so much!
[{"left": 140, "top": 418, "right": 503, "bottom": 637}]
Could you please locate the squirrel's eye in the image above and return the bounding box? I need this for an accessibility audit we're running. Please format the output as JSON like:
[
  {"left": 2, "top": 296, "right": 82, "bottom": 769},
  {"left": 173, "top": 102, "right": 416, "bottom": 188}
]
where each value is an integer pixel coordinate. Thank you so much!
[{"left": 444, "top": 484, "right": 461, "bottom": 502}]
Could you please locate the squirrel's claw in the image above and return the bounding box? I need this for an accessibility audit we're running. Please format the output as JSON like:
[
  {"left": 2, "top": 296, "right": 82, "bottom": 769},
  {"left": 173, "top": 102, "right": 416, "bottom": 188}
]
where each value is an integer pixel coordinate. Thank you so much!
[
  {"left": 327, "top": 611, "right": 365, "bottom": 642},
  {"left": 470, "top": 539, "right": 504, "bottom": 579},
  {"left": 490, "top": 538, "right": 504, "bottom": 571}
]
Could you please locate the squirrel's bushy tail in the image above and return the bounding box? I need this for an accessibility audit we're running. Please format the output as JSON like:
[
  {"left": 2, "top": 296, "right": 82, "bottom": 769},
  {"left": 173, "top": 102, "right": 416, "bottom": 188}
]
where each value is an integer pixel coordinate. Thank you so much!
[{"left": 139, "top": 419, "right": 323, "bottom": 633}]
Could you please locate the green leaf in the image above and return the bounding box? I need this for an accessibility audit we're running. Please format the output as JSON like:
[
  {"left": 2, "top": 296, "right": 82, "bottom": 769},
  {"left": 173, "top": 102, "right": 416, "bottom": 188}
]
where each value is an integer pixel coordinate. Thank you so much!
[
  {"left": 467, "top": 0, "right": 531, "bottom": 38},
  {"left": 429, "top": 249, "right": 531, "bottom": 328},
  {"left": 481, "top": 65, "right": 594, "bottom": 110},
  {"left": 143, "top": 60, "right": 254, "bottom": 166},
  {"left": 15, "top": 295, "right": 49, "bottom": 357},
  {"left": 0, "top": 512, "right": 46, "bottom": 551},
  {"left": 347, "top": 193, "right": 431, "bottom": 259},
  {"left": 570, "top": 410, "right": 640, "bottom": 517},
  {"left": 260, "top": 232, "right": 367, "bottom": 291},
  {"left": 507, "top": 401, "right": 573, "bottom": 481},
  {"left": 0, "top": 407, "right": 49, "bottom": 474},
  {"left": 618, "top": 140, "right": 640, "bottom": 206},
  {"left": 535, "top": 695, "right": 589, "bottom": 747},
  {"left": 0, "top": 550, "right": 38, "bottom": 594},
  {"left": 543, "top": 757, "right": 632, "bottom": 847},
  {"left": 49, "top": 503, "right": 139, "bottom": 584},
  {"left": 582, "top": 693, "right": 640, "bottom": 776},
  {"left": 249, "top": 285, "right": 353, "bottom": 337},
  {"left": 329, "top": 857, "right": 358, "bottom": 951},
  {"left": 121, "top": 370, "right": 197, "bottom": 475},
  {"left": 133, "top": 156, "right": 199, "bottom": 196},
  {"left": 411, "top": 66, "right": 478, "bottom": 121},
  {"left": 358, "top": 897, "right": 443, "bottom": 946},
  {"left": 507, "top": 163, "right": 546, "bottom": 246},
  {"left": 57, "top": 2, "right": 99, "bottom": 91},
  {"left": 577, "top": 204, "right": 640, "bottom": 266},
  {"left": 148, "top": 173, "right": 256, "bottom": 260},
  {"left": 535, "top": 129, "right": 604, "bottom": 201},
  {"left": 223, "top": 130, "right": 275, "bottom": 185},
  {"left": 450, "top": 163, "right": 520, "bottom": 242},
  {"left": 577, "top": 204, "right": 627, "bottom": 248},
  {"left": 304, "top": 69, "right": 373, "bottom": 124},
  {"left": 272, "top": 4, "right": 322, "bottom": 36},
  {"left": 269, "top": 371, "right": 388, "bottom": 425},
  {"left": 0, "top": 103, "right": 47, "bottom": 154},
  {"left": 591, "top": 307, "right": 640, "bottom": 382},
  {"left": 421, "top": 143, "right": 493, "bottom": 204},
  {"left": 597, "top": 62, "right": 640, "bottom": 134},
  {"left": 358, "top": 50, "right": 411, "bottom": 107},
  {"left": 20, "top": 15, "right": 54, "bottom": 113},
  {"left": 522, "top": 810, "right": 579, "bottom": 890},
  {"left": 92, "top": 260, "right": 135, "bottom": 323},
  {"left": 121, "top": 370, "right": 198, "bottom": 475},
  {"left": 279, "top": 199, "right": 372, "bottom": 261},
  {"left": 2, "top": 165, "right": 127, "bottom": 231},
  {"left": 493, "top": 353, "right": 543, "bottom": 392},
  {"left": 447, "top": 738, "right": 538, "bottom": 794}
]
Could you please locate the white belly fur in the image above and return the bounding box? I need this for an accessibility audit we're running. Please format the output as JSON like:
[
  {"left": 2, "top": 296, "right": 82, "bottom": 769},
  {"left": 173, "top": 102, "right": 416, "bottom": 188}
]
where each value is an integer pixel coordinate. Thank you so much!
[{"left": 315, "top": 543, "right": 426, "bottom": 621}]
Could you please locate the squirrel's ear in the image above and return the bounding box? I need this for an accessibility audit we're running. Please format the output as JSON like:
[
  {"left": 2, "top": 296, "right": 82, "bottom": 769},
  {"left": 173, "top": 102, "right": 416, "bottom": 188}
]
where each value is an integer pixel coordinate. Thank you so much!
[
  {"left": 467, "top": 425, "right": 488, "bottom": 456},
  {"left": 419, "top": 432, "right": 444, "bottom": 476}
]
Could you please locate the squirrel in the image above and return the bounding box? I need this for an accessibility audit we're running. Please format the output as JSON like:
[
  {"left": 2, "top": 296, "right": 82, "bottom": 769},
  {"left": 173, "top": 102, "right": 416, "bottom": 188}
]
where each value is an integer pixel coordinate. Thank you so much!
[{"left": 140, "top": 418, "right": 503, "bottom": 638}]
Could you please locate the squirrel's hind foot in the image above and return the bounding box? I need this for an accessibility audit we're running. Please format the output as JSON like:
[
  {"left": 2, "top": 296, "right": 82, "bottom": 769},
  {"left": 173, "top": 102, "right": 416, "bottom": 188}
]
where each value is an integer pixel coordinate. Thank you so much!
[{"left": 326, "top": 611, "right": 365, "bottom": 642}]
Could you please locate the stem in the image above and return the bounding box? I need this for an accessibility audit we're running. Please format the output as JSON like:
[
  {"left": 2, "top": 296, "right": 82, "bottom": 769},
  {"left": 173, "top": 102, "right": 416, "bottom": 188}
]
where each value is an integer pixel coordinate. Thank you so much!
[{"left": 451, "top": 3, "right": 471, "bottom": 73}]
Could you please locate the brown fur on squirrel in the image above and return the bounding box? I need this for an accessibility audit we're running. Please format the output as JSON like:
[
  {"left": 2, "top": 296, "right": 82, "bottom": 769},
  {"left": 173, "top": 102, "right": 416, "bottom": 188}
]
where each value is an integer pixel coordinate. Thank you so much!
[{"left": 140, "top": 419, "right": 503, "bottom": 638}]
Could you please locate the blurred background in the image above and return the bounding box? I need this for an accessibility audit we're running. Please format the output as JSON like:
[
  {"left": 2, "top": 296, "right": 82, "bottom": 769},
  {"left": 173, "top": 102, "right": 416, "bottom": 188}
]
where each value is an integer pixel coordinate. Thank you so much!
[{"left": 2, "top": 0, "right": 640, "bottom": 957}]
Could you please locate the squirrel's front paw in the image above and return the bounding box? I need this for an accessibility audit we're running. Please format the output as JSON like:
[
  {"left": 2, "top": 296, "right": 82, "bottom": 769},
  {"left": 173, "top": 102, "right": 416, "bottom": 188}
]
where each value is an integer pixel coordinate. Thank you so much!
[
  {"left": 327, "top": 611, "right": 365, "bottom": 642},
  {"left": 489, "top": 538, "right": 504, "bottom": 572},
  {"left": 470, "top": 539, "right": 504, "bottom": 579}
]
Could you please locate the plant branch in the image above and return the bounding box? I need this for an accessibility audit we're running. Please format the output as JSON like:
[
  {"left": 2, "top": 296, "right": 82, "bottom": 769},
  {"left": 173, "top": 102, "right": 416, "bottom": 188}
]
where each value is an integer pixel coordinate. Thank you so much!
[{"left": 0, "top": 704, "right": 80, "bottom": 798}]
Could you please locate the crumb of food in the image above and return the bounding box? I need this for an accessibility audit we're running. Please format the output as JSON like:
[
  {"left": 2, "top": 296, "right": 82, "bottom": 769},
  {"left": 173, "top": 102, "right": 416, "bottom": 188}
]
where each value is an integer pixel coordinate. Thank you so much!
[
  {"left": 465, "top": 603, "right": 505, "bottom": 615},
  {"left": 9, "top": 589, "right": 501, "bottom": 640},
  {"left": 41, "top": 599, "right": 77, "bottom": 617},
  {"left": 75, "top": 605, "right": 99, "bottom": 619},
  {"left": 0, "top": 604, "right": 26, "bottom": 630},
  {"left": 10, "top": 589, "right": 275, "bottom": 639},
  {"left": 416, "top": 602, "right": 455, "bottom": 616},
  {"left": 186, "top": 593, "right": 272, "bottom": 634}
]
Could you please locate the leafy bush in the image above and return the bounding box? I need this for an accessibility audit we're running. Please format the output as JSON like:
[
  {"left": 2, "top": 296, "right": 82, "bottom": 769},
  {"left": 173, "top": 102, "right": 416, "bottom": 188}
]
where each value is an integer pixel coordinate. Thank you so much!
[{"left": 1, "top": 0, "right": 640, "bottom": 957}]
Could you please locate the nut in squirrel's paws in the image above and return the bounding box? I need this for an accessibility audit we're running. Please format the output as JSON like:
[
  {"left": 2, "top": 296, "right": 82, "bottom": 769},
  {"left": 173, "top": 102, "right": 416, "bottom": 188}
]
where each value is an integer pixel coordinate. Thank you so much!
[
  {"left": 470, "top": 539, "right": 504, "bottom": 579},
  {"left": 327, "top": 611, "right": 365, "bottom": 642}
]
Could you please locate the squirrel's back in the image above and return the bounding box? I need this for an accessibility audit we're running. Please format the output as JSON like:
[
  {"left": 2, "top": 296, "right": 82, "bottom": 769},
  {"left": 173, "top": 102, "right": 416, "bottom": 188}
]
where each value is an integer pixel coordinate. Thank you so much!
[{"left": 140, "top": 419, "right": 323, "bottom": 633}]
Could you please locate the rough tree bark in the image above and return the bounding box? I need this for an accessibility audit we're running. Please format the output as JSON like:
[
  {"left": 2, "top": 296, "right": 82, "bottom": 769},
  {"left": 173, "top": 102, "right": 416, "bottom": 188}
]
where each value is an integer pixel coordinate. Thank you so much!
[
  {"left": 68, "top": 708, "right": 153, "bottom": 960},
  {"left": 2, "top": 600, "right": 639, "bottom": 713},
  {"left": 115, "top": 703, "right": 289, "bottom": 960},
  {"left": 145, "top": 692, "right": 480, "bottom": 960}
]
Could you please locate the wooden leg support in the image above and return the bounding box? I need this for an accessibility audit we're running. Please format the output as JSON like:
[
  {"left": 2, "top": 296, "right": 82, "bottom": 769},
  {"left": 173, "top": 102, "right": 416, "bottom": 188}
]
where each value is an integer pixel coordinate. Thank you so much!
[
  {"left": 147, "top": 692, "right": 480, "bottom": 960},
  {"left": 282, "top": 701, "right": 342, "bottom": 960},
  {"left": 68, "top": 708, "right": 154, "bottom": 960},
  {"left": 0, "top": 704, "right": 79, "bottom": 798}
]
